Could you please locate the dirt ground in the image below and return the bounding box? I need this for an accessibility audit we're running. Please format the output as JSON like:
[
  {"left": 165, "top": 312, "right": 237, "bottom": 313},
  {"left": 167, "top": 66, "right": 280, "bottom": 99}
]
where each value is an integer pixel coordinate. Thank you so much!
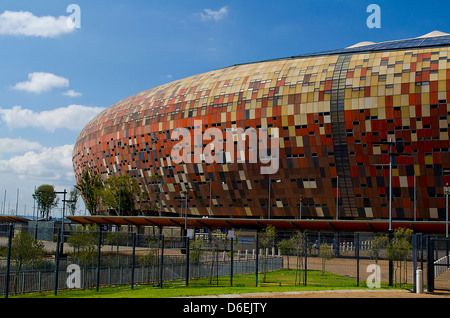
[
  {"left": 244, "top": 256, "right": 450, "bottom": 298},
  {"left": 189, "top": 288, "right": 450, "bottom": 298},
  {"left": 284, "top": 256, "right": 415, "bottom": 284},
  {"left": 238, "top": 289, "right": 450, "bottom": 298}
]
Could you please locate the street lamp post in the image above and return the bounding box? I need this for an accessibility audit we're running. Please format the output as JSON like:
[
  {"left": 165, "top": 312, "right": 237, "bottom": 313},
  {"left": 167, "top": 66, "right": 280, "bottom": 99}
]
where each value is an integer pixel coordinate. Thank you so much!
[
  {"left": 268, "top": 176, "right": 271, "bottom": 219},
  {"left": 61, "top": 197, "right": 76, "bottom": 255},
  {"left": 414, "top": 174, "right": 416, "bottom": 222},
  {"left": 268, "top": 178, "right": 281, "bottom": 219},
  {"left": 299, "top": 196, "right": 303, "bottom": 219},
  {"left": 373, "top": 138, "right": 413, "bottom": 288},
  {"left": 373, "top": 139, "right": 411, "bottom": 232},
  {"left": 336, "top": 175, "right": 339, "bottom": 220},
  {"left": 209, "top": 179, "right": 212, "bottom": 217},
  {"left": 389, "top": 140, "right": 393, "bottom": 232},
  {"left": 54, "top": 190, "right": 68, "bottom": 255},
  {"left": 159, "top": 178, "right": 163, "bottom": 217},
  {"left": 118, "top": 182, "right": 122, "bottom": 216},
  {"left": 185, "top": 191, "right": 188, "bottom": 231},
  {"left": 446, "top": 183, "right": 449, "bottom": 238},
  {"left": 180, "top": 184, "right": 194, "bottom": 231}
]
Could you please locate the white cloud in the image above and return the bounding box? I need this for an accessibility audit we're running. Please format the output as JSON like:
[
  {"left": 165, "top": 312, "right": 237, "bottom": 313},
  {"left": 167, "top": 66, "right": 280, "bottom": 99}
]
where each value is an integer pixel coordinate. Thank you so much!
[
  {"left": 12, "top": 72, "right": 69, "bottom": 94},
  {"left": 0, "top": 10, "right": 74, "bottom": 38},
  {"left": 0, "top": 138, "right": 42, "bottom": 153},
  {"left": 0, "top": 104, "right": 105, "bottom": 132},
  {"left": 0, "top": 144, "right": 74, "bottom": 181},
  {"left": 62, "top": 89, "right": 82, "bottom": 97},
  {"left": 200, "top": 6, "right": 228, "bottom": 22}
]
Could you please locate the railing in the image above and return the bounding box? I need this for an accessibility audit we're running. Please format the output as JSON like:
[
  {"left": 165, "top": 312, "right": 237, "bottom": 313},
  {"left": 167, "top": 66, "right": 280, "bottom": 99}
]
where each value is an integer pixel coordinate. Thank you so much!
[{"left": 434, "top": 254, "right": 450, "bottom": 277}]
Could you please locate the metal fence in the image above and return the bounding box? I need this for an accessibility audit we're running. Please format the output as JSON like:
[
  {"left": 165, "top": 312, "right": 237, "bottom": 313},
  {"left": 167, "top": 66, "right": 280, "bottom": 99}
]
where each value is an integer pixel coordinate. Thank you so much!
[
  {"left": 0, "top": 224, "right": 283, "bottom": 297},
  {"left": 283, "top": 231, "right": 428, "bottom": 289},
  {"left": 0, "top": 223, "right": 448, "bottom": 297},
  {"left": 427, "top": 238, "right": 450, "bottom": 292}
]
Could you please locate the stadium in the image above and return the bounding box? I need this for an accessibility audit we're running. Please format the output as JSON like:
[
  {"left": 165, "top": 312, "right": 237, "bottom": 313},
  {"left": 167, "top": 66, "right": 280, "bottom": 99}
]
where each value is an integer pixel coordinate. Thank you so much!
[{"left": 72, "top": 31, "right": 450, "bottom": 227}]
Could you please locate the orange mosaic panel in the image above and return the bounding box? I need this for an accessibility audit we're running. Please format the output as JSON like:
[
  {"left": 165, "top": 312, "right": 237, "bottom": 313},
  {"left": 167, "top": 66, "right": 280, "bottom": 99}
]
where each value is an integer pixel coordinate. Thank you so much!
[{"left": 73, "top": 44, "right": 450, "bottom": 220}]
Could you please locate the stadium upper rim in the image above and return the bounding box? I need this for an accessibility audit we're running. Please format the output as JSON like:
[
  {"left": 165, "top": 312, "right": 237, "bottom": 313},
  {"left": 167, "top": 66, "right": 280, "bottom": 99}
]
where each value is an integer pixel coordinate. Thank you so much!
[{"left": 224, "top": 31, "right": 450, "bottom": 70}]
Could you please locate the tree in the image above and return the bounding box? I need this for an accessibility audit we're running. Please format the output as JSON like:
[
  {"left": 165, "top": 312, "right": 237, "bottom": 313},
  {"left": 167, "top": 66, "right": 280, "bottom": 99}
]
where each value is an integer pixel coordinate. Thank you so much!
[
  {"left": 34, "top": 184, "right": 59, "bottom": 219},
  {"left": 277, "top": 237, "right": 294, "bottom": 269},
  {"left": 75, "top": 167, "right": 104, "bottom": 215},
  {"left": 258, "top": 225, "right": 277, "bottom": 282},
  {"left": 139, "top": 174, "right": 162, "bottom": 215},
  {"left": 369, "top": 234, "right": 389, "bottom": 264},
  {"left": 11, "top": 231, "right": 44, "bottom": 292},
  {"left": 386, "top": 228, "right": 413, "bottom": 287},
  {"left": 105, "top": 230, "right": 129, "bottom": 258},
  {"left": 67, "top": 225, "right": 99, "bottom": 266},
  {"left": 208, "top": 230, "right": 227, "bottom": 285},
  {"left": 291, "top": 231, "right": 306, "bottom": 285},
  {"left": 67, "top": 187, "right": 79, "bottom": 216},
  {"left": 138, "top": 236, "right": 160, "bottom": 284},
  {"left": 189, "top": 239, "right": 206, "bottom": 279},
  {"left": 102, "top": 175, "right": 142, "bottom": 216},
  {"left": 12, "top": 231, "right": 45, "bottom": 270},
  {"left": 319, "top": 242, "right": 334, "bottom": 276}
]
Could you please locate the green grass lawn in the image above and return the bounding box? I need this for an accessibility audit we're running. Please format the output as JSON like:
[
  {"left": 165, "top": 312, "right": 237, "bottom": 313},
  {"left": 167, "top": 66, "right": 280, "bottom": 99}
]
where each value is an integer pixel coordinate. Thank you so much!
[{"left": 12, "top": 269, "right": 402, "bottom": 298}]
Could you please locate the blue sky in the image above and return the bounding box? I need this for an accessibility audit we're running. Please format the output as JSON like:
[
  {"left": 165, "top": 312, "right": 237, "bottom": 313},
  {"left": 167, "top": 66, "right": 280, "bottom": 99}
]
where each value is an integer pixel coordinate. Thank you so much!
[{"left": 0, "top": 0, "right": 449, "bottom": 217}]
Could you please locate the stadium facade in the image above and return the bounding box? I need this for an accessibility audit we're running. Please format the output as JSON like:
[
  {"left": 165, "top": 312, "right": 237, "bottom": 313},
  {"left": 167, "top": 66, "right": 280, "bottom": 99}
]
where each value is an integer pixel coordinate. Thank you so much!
[{"left": 73, "top": 32, "right": 450, "bottom": 221}]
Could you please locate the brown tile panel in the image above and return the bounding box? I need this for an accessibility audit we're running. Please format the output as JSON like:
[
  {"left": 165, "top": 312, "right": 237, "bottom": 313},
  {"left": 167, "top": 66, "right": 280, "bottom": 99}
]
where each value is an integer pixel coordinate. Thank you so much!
[{"left": 73, "top": 47, "right": 450, "bottom": 220}]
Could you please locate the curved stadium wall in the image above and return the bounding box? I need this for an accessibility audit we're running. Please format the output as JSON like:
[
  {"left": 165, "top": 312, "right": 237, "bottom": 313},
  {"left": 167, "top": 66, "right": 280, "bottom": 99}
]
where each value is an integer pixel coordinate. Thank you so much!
[{"left": 73, "top": 35, "right": 450, "bottom": 221}]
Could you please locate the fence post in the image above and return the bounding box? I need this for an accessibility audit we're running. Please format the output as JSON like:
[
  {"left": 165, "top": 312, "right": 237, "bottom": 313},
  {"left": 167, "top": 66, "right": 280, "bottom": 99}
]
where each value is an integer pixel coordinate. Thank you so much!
[
  {"left": 34, "top": 222, "right": 38, "bottom": 240},
  {"left": 5, "top": 224, "right": 13, "bottom": 298},
  {"left": 447, "top": 240, "right": 449, "bottom": 269},
  {"left": 304, "top": 233, "right": 308, "bottom": 286},
  {"left": 427, "top": 237, "right": 434, "bottom": 293},
  {"left": 388, "top": 231, "right": 393, "bottom": 286},
  {"left": 131, "top": 232, "right": 136, "bottom": 290},
  {"left": 335, "top": 233, "right": 340, "bottom": 257},
  {"left": 185, "top": 236, "right": 189, "bottom": 287},
  {"left": 255, "top": 232, "right": 259, "bottom": 287},
  {"left": 356, "top": 233, "right": 360, "bottom": 287},
  {"left": 96, "top": 227, "right": 102, "bottom": 292},
  {"left": 230, "top": 238, "right": 234, "bottom": 287},
  {"left": 54, "top": 228, "right": 61, "bottom": 296},
  {"left": 159, "top": 235, "right": 164, "bottom": 288},
  {"left": 412, "top": 233, "right": 417, "bottom": 293}
]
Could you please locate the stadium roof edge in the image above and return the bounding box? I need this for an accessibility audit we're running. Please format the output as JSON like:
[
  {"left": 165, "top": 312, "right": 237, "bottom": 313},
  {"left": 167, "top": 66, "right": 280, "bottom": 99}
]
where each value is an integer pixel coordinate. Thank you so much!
[
  {"left": 219, "top": 32, "right": 450, "bottom": 71},
  {"left": 66, "top": 216, "right": 448, "bottom": 234}
]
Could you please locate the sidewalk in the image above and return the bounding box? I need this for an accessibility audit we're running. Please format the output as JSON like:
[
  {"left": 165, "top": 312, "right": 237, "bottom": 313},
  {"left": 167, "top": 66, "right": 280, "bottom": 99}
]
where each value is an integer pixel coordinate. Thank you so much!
[{"left": 184, "top": 289, "right": 450, "bottom": 298}]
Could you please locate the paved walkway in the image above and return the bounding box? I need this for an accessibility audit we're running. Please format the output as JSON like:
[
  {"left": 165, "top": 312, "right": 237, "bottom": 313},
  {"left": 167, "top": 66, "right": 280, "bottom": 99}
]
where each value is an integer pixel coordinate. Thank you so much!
[{"left": 185, "top": 289, "right": 450, "bottom": 298}]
